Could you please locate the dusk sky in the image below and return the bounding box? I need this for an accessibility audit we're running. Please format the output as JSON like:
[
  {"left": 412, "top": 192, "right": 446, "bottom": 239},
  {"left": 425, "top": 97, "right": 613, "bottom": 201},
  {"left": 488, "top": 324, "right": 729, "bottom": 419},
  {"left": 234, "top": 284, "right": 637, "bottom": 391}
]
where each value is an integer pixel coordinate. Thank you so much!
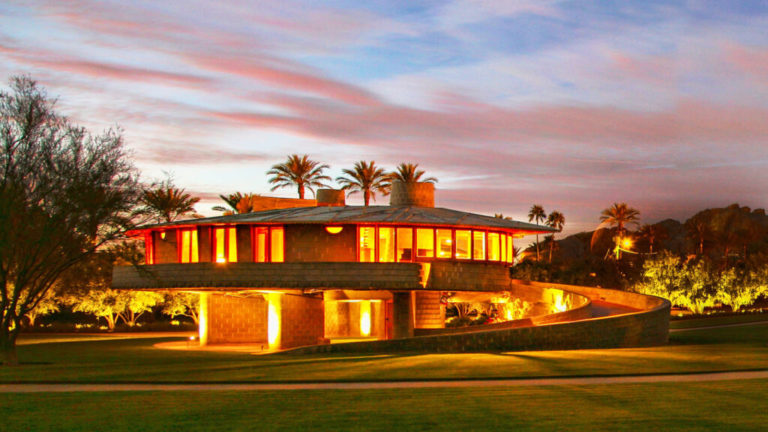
[{"left": 2, "top": 0, "right": 767, "bottom": 237}]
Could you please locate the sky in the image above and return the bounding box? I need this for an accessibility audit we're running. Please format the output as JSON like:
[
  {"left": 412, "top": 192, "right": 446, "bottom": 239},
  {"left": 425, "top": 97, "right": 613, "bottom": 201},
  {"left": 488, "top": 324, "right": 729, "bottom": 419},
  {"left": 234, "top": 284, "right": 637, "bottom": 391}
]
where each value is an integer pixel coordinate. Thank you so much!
[{"left": 1, "top": 0, "right": 767, "bottom": 238}]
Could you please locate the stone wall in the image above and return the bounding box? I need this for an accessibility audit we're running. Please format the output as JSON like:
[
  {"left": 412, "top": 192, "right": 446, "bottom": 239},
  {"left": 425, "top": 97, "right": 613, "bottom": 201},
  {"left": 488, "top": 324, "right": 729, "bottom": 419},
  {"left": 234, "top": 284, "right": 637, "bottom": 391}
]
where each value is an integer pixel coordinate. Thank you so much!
[
  {"left": 279, "top": 294, "right": 325, "bottom": 348},
  {"left": 284, "top": 224, "right": 356, "bottom": 262},
  {"left": 426, "top": 261, "right": 511, "bottom": 291},
  {"left": 113, "top": 262, "right": 422, "bottom": 290},
  {"left": 153, "top": 231, "right": 177, "bottom": 264},
  {"left": 205, "top": 293, "right": 268, "bottom": 344}
]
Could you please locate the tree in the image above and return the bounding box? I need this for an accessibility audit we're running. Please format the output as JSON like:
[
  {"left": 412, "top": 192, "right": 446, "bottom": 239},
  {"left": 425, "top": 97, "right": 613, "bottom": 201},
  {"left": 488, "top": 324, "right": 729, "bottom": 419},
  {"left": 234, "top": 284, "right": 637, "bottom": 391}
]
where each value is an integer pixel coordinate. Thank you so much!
[
  {"left": 635, "top": 253, "right": 718, "bottom": 314},
  {"left": 336, "top": 161, "right": 390, "bottom": 206},
  {"left": 212, "top": 192, "right": 255, "bottom": 214},
  {"left": 389, "top": 163, "right": 437, "bottom": 184},
  {"left": 599, "top": 203, "right": 640, "bottom": 259},
  {"left": 0, "top": 76, "right": 141, "bottom": 365},
  {"left": 638, "top": 224, "right": 666, "bottom": 254},
  {"left": 119, "top": 291, "right": 163, "bottom": 327},
  {"left": 267, "top": 154, "right": 330, "bottom": 199},
  {"left": 685, "top": 216, "right": 711, "bottom": 256},
  {"left": 716, "top": 267, "right": 768, "bottom": 312},
  {"left": 21, "top": 289, "right": 59, "bottom": 327},
  {"left": 69, "top": 289, "right": 128, "bottom": 331},
  {"left": 528, "top": 205, "right": 546, "bottom": 261},
  {"left": 546, "top": 211, "right": 565, "bottom": 263},
  {"left": 142, "top": 179, "right": 200, "bottom": 223},
  {"left": 163, "top": 292, "right": 200, "bottom": 324}
]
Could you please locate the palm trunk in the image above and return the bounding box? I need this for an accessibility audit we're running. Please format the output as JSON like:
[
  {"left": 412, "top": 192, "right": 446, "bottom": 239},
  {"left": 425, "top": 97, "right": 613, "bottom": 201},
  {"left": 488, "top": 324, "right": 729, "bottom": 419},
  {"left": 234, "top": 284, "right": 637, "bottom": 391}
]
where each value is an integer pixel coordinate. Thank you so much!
[
  {"left": 535, "top": 234, "right": 540, "bottom": 261},
  {"left": 548, "top": 236, "right": 554, "bottom": 263},
  {"left": 298, "top": 184, "right": 305, "bottom": 200},
  {"left": 363, "top": 189, "right": 371, "bottom": 206}
]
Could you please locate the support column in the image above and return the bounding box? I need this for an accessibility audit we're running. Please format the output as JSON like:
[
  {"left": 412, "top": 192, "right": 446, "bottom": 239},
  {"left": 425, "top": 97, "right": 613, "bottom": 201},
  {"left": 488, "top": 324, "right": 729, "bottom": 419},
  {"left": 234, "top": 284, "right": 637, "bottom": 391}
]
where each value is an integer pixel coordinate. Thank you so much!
[{"left": 392, "top": 291, "right": 414, "bottom": 339}]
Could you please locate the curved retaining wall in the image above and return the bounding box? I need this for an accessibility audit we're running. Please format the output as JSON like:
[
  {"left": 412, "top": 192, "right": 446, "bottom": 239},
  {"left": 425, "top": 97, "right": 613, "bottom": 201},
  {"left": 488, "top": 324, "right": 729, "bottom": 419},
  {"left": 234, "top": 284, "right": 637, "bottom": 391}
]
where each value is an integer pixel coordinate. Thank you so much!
[{"left": 290, "top": 283, "right": 670, "bottom": 354}]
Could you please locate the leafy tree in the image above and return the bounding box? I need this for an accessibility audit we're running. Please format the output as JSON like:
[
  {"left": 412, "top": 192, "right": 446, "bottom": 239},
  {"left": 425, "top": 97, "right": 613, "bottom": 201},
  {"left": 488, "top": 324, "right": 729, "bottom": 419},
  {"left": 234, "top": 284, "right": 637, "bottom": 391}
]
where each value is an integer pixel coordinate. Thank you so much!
[
  {"left": 142, "top": 179, "right": 200, "bottom": 223},
  {"left": 336, "top": 161, "right": 390, "bottom": 206},
  {"left": 267, "top": 154, "right": 330, "bottom": 199},
  {"left": 636, "top": 253, "right": 718, "bottom": 314},
  {"left": 0, "top": 76, "right": 141, "bottom": 365},
  {"left": 716, "top": 267, "right": 768, "bottom": 312},
  {"left": 163, "top": 292, "right": 200, "bottom": 324},
  {"left": 69, "top": 289, "right": 128, "bottom": 331},
  {"left": 528, "top": 205, "right": 546, "bottom": 261},
  {"left": 22, "top": 290, "right": 60, "bottom": 327},
  {"left": 546, "top": 211, "right": 565, "bottom": 263},
  {"left": 389, "top": 163, "right": 437, "bottom": 184},
  {"left": 119, "top": 291, "right": 163, "bottom": 327}
]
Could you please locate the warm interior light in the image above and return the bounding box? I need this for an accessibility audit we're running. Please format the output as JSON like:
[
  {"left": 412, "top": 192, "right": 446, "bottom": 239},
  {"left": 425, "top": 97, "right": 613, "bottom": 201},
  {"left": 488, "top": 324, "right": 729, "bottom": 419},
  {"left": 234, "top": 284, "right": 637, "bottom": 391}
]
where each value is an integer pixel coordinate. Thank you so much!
[
  {"left": 216, "top": 257, "right": 226, "bottom": 263},
  {"left": 360, "top": 300, "right": 371, "bottom": 337},
  {"left": 267, "top": 294, "right": 281, "bottom": 349},
  {"left": 198, "top": 293, "right": 208, "bottom": 345},
  {"left": 160, "top": 231, "right": 166, "bottom": 240},
  {"left": 325, "top": 226, "right": 343, "bottom": 234}
]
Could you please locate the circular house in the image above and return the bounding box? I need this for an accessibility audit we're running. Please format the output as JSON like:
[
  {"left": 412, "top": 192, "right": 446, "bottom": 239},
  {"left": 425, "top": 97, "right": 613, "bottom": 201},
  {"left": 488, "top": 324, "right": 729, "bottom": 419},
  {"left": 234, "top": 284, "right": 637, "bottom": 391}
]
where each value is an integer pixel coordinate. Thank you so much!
[{"left": 113, "top": 182, "right": 670, "bottom": 352}]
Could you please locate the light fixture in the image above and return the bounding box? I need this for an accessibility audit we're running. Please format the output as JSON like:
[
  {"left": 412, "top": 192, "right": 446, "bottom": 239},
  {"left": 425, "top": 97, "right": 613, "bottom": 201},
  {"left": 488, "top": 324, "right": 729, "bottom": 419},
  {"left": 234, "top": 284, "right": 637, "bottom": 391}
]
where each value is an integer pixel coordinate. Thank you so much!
[
  {"left": 325, "top": 226, "right": 343, "bottom": 234},
  {"left": 160, "top": 231, "right": 166, "bottom": 240}
]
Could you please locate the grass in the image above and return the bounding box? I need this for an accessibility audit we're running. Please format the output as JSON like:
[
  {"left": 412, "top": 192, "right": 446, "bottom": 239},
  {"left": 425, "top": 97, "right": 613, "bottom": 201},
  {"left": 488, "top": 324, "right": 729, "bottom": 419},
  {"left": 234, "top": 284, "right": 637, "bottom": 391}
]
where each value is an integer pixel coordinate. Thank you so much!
[
  {"left": 669, "top": 313, "right": 768, "bottom": 329},
  {"left": 2, "top": 380, "right": 767, "bottom": 431},
  {"left": 2, "top": 315, "right": 767, "bottom": 383}
]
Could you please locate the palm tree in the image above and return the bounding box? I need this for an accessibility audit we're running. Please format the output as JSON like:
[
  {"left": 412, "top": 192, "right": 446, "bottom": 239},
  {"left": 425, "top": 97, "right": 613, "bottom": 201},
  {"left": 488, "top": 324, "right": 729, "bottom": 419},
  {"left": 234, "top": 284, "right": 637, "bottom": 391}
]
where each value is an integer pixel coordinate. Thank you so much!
[
  {"left": 212, "top": 192, "right": 266, "bottom": 215},
  {"left": 600, "top": 202, "right": 640, "bottom": 259},
  {"left": 267, "top": 154, "right": 331, "bottom": 199},
  {"left": 142, "top": 185, "right": 200, "bottom": 223},
  {"left": 528, "top": 204, "right": 546, "bottom": 261},
  {"left": 599, "top": 202, "right": 640, "bottom": 236},
  {"left": 638, "top": 224, "right": 666, "bottom": 254},
  {"left": 546, "top": 211, "right": 565, "bottom": 262},
  {"left": 336, "top": 161, "right": 391, "bottom": 206},
  {"left": 389, "top": 163, "right": 437, "bottom": 184}
]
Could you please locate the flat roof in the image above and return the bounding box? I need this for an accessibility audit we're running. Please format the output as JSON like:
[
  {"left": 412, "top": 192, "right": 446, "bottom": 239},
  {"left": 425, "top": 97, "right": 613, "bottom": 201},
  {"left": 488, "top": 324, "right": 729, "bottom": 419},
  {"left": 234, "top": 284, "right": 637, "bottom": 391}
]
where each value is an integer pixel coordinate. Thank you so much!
[{"left": 140, "top": 205, "right": 556, "bottom": 234}]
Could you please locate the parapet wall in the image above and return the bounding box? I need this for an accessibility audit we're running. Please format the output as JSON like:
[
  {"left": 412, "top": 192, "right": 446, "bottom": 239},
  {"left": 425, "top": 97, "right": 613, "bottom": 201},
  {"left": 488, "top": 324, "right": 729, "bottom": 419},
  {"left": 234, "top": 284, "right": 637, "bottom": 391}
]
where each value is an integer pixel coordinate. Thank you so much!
[{"left": 291, "top": 284, "right": 670, "bottom": 354}]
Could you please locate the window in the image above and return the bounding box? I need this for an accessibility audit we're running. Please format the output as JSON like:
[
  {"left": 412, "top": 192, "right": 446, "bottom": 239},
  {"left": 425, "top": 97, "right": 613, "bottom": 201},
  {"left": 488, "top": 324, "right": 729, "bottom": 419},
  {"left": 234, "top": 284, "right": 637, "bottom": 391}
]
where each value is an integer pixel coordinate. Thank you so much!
[
  {"left": 145, "top": 233, "right": 155, "bottom": 264},
  {"left": 488, "top": 232, "right": 500, "bottom": 261},
  {"left": 436, "top": 229, "right": 452, "bottom": 258},
  {"left": 270, "top": 227, "right": 284, "bottom": 262},
  {"left": 473, "top": 231, "right": 486, "bottom": 260},
  {"left": 179, "top": 228, "right": 199, "bottom": 263},
  {"left": 359, "top": 227, "right": 376, "bottom": 262},
  {"left": 455, "top": 230, "right": 471, "bottom": 259},
  {"left": 214, "top": 227, "right": 236, "bottom": 263},
  {"left": 416, "top": 228, "right": 434, "bottom": 258},
  {"left": 501, "top": 234, "right": 507, "bottom": 262},
  {"left": 507, "top": 235, "right": 515, "bottom": 263},
  {"left": 378, "top": 227, "right": 395, "bottom": 262},
  {"left": 396, "top": 228, "right": 413, "bottom": 262},
  {"left": 253, "top": 227, "right": 268, "bottom": 262}
]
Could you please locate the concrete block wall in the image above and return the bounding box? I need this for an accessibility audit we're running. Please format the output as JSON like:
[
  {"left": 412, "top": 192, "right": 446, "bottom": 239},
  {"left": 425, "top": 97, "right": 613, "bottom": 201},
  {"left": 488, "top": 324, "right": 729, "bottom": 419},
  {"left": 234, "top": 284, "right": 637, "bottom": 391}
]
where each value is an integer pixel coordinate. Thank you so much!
[
  {"left": 427, "top": 261, "right": 511, "bottom": 291},
  {"left": 279, "top": 294, "right": 325, "bottom": 348},
  {"left": 284, "top": 224, "right": 356, "bottom": 262},
  {"left": 205, "top": 293, "right": 268, "bottom": 344},
  {"left": 324, "top": 300, "right": 386, "bottom": 339},
  {"left": 413, "top": 291, "right": 445, "bottom": 329},
  {"left": 153, "top": 232, "right": 177, "bottom": 264}
]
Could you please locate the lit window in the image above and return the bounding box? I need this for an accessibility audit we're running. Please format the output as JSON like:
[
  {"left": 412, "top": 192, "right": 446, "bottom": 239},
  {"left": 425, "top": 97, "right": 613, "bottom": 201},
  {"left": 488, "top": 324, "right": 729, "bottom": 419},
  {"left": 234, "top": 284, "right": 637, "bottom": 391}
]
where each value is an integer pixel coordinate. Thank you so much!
[
  {"left": 213, "top": 227, "right": 236, "bottom": 263},
  {"left": 145, "top": 233, "right": 155, "bottom": 265},
  {"left": 501, "top": 234, "right": 507, "bottom": 262},
  {"left": 507, "top": 235, "right": 515, "bottom": 263},
  {"left": 359, "top": 227, "right": 375, "bottom": 262},
  {"left": 378, "top": 227, "right": 395, "bottom": 262},
  {"left": 455, "top": 230, "right": 471, "bottom": 259},
  {"left": 436, "top": 229, "right": 452, "bottom": 258},
  {"left": 396, "top": 228, "right": 413, "bottom": 262},
  {"left": 270, "top": 227, "right": 284, "bottom": 262},
  {"left": 179, "top": 228, "right": 199, "bottom": 263},
  {"left": 473, "top": 231, "right": 486, "bottom": 260},
  {"left": 253, "top": 227, "right": 268, "bottom": 262},
  {"left": 416, "top": 228, "right": 434, "bottom": 258},
  {"left": 488, "top": 232, "right": 500, "bottom": 261}
]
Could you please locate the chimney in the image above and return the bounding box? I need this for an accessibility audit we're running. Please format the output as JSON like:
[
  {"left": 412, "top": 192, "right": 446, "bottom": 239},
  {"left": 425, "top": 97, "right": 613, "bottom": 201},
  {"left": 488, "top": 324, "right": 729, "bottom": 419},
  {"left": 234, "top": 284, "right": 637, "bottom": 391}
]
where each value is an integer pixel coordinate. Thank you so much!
[
  {"left": 316, "top": 189, "right": 346, "bottom": 206},
  {"left": 389, "top": 181, "right": 435, "bottom": 207}
]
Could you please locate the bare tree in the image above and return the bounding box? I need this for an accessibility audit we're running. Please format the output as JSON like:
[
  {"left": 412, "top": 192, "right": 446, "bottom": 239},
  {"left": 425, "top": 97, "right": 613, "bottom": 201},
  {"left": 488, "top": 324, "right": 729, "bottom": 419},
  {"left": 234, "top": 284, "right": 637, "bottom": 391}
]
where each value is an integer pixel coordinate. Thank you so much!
[{"left": 0, "top": 76, "right": 142, "bottom": 365}]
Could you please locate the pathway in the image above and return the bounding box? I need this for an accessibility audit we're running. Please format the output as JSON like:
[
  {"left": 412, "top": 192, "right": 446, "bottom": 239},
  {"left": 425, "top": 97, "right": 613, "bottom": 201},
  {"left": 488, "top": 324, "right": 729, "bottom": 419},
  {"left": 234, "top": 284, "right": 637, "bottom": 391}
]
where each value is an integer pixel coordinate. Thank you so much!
[{"left": 2, "top": 370, "right": 768, "bottom": 393}]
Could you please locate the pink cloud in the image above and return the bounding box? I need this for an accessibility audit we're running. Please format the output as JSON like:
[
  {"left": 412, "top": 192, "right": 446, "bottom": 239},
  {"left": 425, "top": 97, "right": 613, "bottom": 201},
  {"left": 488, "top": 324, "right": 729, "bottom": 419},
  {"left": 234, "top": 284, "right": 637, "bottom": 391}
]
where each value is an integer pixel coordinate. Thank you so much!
[{"left": 725, "top": 42, "right": 768, "bottom": 83}]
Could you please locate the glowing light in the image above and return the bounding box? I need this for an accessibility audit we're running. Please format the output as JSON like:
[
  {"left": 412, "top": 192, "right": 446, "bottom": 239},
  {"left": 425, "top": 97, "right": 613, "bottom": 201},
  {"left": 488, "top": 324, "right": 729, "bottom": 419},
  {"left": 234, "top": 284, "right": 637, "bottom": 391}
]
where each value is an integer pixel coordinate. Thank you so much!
[
  {"left": 551, "top": 291, "right": 569, "bottom": 313},
  {"left": 160, "top": 231, "right": 166, "bottom": 240},
  {"left": 621, "top": 237, "right": 633, "bottom": 250},
  {"left": 216, "top": 257, "right": 227, "bottom": 263},
  {"left": 198, "top": 293, "right": 208, "bottom": 345},
  {"left": 505, "top": 308, "right": 513, "bottom": 321},
  {"left": 360, "top": 300, "right": 371, "bottom": 336},
  {"left": 325, "top": 226, "right": 343, "bottom": 234},
  {"left": 267, "top": 294, "right": 281, "bottom": 349}
]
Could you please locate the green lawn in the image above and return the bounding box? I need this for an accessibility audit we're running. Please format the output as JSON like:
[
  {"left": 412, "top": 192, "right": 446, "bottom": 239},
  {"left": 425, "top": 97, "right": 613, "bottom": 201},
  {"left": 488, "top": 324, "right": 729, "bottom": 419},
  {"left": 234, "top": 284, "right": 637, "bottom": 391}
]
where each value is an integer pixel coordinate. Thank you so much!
[
  {"left": 2, "top": 380, "right": 767, "bottom": 431},
  {"left": 2, "top": 315, "right": 767, "bottom": 383}
]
